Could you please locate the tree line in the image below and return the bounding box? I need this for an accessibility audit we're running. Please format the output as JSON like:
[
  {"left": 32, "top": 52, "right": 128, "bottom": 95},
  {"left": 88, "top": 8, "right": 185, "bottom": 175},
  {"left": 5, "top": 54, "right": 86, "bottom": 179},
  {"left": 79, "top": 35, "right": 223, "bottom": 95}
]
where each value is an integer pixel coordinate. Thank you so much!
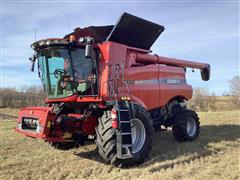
[
  {"left": 0, "top": 76, "right": 239, "bottom": 111},
  {"left": 188, "top": 76, "right": 240, "bottom": 111},
  {"left": 0, "top": 86, "right": 45, "bottom": 108}
]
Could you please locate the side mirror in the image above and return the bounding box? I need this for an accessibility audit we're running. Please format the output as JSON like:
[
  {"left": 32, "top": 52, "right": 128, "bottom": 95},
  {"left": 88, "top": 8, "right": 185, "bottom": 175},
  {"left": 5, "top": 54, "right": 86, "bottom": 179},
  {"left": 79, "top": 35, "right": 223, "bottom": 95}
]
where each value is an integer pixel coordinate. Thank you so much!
[
  {"left": 30, "top": 60, "right": 35, "bottom": 72},
  {"left": 85, "top": 44, "right": 93, "bottom": 59},
  {"left": 201, "top": 64, "right": 211, "bottom": 81},
  {"left": 29, "top": 54, "right": 37, "bottom": 72}
]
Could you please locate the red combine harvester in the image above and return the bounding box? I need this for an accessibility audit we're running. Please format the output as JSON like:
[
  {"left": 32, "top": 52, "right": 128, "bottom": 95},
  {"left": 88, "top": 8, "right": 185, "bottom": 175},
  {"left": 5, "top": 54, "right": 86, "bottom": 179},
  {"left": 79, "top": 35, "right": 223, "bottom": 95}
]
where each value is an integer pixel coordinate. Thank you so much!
[{"left": 16, "top": 13, "right": 210, "bottom": 166}]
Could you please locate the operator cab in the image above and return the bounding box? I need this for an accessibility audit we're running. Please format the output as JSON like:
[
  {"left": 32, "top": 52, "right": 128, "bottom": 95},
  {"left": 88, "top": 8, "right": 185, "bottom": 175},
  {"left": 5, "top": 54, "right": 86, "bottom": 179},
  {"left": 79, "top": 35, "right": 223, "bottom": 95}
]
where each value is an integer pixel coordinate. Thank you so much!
[{"left": 30, "top": 38, "right": 98, "bottom": 99}]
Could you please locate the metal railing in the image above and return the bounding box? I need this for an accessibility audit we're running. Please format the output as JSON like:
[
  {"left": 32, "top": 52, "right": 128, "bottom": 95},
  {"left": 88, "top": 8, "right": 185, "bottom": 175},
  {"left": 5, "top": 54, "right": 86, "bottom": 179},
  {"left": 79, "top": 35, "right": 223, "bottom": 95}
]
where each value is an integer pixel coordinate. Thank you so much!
[{"left": 108, "top": 62, "right": 130, "bottom": 100}]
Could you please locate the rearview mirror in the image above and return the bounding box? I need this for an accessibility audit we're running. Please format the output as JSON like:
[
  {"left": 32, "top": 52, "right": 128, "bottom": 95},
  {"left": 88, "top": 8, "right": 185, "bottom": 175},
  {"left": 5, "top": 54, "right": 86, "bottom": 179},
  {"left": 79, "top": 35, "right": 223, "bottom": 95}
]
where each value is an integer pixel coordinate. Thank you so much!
[
  {"left": 85, "top": 44, "right": 93, "bottom": 59},
  {"left": 29, "top": 54, "right": 37, "bottom": 72},
  {"left": 200, "top": 64, "right": 210, "bottom": 81}
]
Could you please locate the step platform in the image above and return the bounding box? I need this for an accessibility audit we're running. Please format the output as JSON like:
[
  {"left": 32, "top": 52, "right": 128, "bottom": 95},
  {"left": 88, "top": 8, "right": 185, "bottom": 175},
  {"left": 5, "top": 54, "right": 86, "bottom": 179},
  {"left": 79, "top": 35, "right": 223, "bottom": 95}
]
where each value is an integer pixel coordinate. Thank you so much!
[{"left": 116, "top": 108, "right": 133, "bottom": 159}]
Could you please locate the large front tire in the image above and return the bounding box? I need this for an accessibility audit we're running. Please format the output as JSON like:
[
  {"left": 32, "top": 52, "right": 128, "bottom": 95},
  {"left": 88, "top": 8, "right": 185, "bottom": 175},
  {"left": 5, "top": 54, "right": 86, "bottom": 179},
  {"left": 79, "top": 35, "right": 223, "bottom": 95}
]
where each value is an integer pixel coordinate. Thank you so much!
[{"left": 95, "top": 104, "right": 153, "bottom": 167}]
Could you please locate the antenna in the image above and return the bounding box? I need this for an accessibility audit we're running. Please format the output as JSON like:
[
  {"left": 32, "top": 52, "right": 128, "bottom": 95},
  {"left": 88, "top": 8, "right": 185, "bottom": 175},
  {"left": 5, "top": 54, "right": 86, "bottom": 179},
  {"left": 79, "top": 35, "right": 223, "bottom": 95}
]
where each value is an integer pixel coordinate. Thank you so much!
[
  {"left": 34, "top": 28, "right": 37, "bottom": 41},
  {"left": 67, "top": 13, "right": 70, "bottom": 33}
]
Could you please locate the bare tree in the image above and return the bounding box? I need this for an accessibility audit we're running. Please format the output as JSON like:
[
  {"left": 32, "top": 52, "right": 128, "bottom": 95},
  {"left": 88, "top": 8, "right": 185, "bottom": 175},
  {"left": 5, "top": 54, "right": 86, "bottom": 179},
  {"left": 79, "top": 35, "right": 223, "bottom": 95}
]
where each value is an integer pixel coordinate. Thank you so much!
[
  {"left": 187, "top": 87, "right": 216, "bottom": 111},
  {"left": 0, "top": 86, "right": 45, "bottom": 108},
  {"left": 229, "top": 76, "right": 240, "bottom": 108},
  {"left": 229, "top": 76, "right": 240, "bottom": 96}
]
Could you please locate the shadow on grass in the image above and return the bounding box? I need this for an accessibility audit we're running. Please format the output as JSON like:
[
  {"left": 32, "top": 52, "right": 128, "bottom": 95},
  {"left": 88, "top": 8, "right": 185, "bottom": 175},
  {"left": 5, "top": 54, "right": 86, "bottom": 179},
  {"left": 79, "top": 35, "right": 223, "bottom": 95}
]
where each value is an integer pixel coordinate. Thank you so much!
[
  {"left": 144, "top": 124, "right": 240, "bottom": 170},
  {"left": 74, "top": 145, "right": 105, "bottom": 164},
  {"left": 75, "top": 124, "right": 240, "bottom": 168}
]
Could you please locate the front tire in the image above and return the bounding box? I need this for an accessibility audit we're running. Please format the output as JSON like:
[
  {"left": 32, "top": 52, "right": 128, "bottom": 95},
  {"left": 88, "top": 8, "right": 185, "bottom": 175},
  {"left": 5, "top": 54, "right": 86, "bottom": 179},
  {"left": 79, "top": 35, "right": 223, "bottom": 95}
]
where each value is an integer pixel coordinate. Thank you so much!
[
  {"left": 95, "top": 104, "right": 153, "bottom": 167},
  {"left": 172, "top": 108, "right": 200, "bottom": 142}
]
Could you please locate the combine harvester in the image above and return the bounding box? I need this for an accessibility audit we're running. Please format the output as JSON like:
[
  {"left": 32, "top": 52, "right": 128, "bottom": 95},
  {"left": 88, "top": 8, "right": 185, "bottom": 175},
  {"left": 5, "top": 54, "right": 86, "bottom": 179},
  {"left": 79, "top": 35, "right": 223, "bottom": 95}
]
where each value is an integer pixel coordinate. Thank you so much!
[{"left": 16, "top": 13, "right": 210, "bottom": 167}]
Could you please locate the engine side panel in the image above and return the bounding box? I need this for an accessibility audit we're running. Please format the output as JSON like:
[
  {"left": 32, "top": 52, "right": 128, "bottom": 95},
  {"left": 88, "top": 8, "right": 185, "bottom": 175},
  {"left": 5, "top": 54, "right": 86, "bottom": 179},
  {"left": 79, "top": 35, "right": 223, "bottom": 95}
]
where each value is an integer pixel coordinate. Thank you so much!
[
  {"left": 98, "top": 41, "right": 192, "bottom": 109},
  {"left": 124, "top": 65, "right": 159, "bottom": 109},
  {"left": 158, "top": 65, "right": 192, "bottom": 106},
  {"left": 124, "top": 65, "right": 192, "bottom": 110}
]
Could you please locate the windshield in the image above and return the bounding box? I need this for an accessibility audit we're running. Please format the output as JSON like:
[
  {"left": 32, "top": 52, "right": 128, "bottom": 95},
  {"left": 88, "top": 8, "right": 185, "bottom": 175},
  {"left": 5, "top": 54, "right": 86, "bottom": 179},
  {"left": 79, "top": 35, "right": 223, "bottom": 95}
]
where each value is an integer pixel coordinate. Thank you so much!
[
  {"left": 38, "top": 47, "right": 97, "bottom": 99},
  {"left": 38, "top": 48, "right": 75, "bottom": 98},
  {"left": 38, "top": 47, "right": 97, "bottom": 98}
]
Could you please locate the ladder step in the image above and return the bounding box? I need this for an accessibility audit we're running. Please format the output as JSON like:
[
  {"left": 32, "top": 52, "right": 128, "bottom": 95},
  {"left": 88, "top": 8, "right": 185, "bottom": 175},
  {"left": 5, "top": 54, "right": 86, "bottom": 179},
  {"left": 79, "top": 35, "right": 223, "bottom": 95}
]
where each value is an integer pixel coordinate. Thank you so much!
[
  {"left": 122, "top": 144, "right": 132, "bottom": 147},
  {"left": 118, "top": 109, "right": 129, "bottom": 112},
  {"left": 120, "top": 132, "right": 131, "bottom": 135},
  {"left": 120, "top": 121, "right": 131, "bottom": 123}
]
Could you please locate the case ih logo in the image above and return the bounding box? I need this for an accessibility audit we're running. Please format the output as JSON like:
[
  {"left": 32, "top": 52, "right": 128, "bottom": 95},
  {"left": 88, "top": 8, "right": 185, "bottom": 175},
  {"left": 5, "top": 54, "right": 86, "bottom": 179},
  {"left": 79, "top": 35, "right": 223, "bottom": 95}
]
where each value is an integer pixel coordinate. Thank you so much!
[
  {"left": 127, "top": 78, "right": 186, "bottom": 85},
  {"left": 166, "top": 79, "right": 184, "bottom": 84}
]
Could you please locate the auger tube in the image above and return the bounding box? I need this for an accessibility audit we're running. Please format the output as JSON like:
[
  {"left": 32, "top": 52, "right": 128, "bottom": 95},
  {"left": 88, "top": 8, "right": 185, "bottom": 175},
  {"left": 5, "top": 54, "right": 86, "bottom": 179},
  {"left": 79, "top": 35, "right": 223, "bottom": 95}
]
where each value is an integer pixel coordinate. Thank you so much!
[{"left": 133, "top": 53, "right": 211, "bottom": 81}]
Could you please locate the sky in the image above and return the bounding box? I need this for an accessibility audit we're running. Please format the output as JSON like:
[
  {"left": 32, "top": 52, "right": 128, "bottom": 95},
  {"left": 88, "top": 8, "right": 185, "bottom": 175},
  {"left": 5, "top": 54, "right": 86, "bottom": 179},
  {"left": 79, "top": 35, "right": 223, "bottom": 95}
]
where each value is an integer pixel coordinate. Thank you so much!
[{"left": 1, "top": 0, "right": 239, "bottom": 95}]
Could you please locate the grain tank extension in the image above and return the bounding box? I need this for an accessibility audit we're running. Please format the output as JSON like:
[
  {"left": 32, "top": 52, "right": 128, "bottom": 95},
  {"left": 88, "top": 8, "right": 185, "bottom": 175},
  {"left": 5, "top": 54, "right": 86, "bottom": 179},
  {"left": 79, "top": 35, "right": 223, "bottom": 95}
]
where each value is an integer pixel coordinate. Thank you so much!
[{"left": 16, "top": 12, "right": 210, "bottom": 167}]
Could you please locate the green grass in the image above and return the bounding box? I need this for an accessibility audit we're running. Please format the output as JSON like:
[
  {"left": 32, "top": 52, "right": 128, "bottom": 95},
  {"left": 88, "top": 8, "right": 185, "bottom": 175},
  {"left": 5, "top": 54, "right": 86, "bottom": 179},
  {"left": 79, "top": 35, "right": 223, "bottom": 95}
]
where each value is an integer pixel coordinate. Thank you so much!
[{"left": 0, "top": 110, "right": 239, "bottom": 180}]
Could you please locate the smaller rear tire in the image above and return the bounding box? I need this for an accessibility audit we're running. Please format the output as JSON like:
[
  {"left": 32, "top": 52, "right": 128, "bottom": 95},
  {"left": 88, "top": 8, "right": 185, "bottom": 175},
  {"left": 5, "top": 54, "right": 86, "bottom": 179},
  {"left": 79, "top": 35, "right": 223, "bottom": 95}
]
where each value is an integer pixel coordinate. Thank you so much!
[{"left": 172, "top": 108, "right": 200, "bottom": 142}]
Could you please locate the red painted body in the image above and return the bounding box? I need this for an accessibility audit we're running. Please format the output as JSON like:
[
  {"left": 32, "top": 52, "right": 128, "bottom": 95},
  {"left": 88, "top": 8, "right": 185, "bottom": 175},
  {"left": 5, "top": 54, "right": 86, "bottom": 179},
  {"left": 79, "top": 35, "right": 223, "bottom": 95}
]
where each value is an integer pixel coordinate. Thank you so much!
[
  {"left": 16, "top": 106, "right": 97, "bottom": 141},
  {"left": 97, "top": 41, "right": 193, "bottom": 109},
  {"left": 16, "top": 107, "right": 55, "bottom": 139},
  {"left": 37, "top": 40, "right": 197, "bottom": 109}
]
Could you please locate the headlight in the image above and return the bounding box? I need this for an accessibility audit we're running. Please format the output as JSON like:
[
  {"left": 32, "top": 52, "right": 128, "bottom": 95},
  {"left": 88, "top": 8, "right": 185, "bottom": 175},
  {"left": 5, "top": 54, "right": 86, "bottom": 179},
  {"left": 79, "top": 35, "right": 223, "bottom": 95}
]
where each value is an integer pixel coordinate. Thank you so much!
[
  {"left": 36, "top": 125, "right": 43, "bottom": 133},
  {"left": 16, "top": 122, "right": 21, "bottom": 129}
]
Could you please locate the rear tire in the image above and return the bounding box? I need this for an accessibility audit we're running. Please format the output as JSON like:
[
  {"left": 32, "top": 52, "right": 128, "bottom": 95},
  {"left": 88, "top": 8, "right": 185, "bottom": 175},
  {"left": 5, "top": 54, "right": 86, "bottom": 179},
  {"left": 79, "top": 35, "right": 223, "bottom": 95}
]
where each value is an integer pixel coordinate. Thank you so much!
[
  {"left": 95, "top": 104, "right": 153, "bottom": 167},
  {"left": 172, "top": 108, "right": 200, "bottom": 142}
]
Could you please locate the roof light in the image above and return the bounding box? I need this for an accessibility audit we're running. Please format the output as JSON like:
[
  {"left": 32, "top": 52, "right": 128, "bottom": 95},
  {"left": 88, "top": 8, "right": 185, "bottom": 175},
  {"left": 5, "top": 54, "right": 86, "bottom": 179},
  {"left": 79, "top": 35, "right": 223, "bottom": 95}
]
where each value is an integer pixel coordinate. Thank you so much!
[
  {"left": 78, "top": 36, "right": 94, "bottom": 43},
  {"left": 79, "top": 37, "right": 85, "bottom": 43},
  {"left": 30, "top": 39, "right": 69, "bottom": 50}
]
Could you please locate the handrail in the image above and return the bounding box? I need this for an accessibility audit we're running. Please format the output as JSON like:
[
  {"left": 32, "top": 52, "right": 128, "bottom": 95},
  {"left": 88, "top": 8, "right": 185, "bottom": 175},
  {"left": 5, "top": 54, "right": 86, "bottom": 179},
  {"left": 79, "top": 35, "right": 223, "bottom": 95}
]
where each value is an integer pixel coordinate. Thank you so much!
[{"left": 108, "top": 62, "right": 131, "bottom": 101}]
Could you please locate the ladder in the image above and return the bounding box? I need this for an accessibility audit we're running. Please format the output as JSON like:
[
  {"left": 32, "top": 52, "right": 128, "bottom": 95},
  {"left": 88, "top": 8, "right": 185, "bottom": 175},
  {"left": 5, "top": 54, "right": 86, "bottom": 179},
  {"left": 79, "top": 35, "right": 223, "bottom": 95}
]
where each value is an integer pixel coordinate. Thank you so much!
[
  {"left": 108, "top": 63, "right": 133, "bottom": 159},
  {"left": 116, "top": 104, "right": 133, "bottom": 159}
]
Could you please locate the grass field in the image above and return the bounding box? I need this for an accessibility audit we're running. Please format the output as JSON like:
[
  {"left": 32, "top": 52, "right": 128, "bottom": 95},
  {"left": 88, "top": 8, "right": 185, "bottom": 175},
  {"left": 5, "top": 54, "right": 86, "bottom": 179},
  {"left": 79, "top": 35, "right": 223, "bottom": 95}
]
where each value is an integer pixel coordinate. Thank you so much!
[{"left": 0, "top": 109, "right": 239, "bottom": 180}]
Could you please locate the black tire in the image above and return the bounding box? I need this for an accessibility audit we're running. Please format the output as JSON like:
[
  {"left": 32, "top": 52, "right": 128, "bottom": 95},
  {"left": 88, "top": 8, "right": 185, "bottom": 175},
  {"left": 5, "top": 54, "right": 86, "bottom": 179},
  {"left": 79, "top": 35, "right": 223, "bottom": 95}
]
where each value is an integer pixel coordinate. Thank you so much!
[
  {"left": 172, "top": 108, "right": 200, "bottom": 142},
  {"left": 95, "top": 104, "right": 153, "bottom": 167}
]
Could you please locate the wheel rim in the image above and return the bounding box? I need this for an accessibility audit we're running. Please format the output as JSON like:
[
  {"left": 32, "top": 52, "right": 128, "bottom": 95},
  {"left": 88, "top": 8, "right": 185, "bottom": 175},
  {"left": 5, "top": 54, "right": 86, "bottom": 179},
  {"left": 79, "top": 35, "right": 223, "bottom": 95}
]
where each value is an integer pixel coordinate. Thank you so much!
[
  {"left": 131, "top": 119, "right": 146, "bottom": 154},
  {"left": 187, "top": 117, "right": 196, "bottom": 137}
]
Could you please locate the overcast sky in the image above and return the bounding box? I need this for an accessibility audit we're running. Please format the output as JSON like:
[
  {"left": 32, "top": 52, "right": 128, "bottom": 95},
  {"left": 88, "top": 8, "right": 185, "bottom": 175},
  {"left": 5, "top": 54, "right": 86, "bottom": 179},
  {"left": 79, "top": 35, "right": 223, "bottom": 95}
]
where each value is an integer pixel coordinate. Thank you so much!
[{"left": 1, "top": 1, "right": 239, "bottom": 95}]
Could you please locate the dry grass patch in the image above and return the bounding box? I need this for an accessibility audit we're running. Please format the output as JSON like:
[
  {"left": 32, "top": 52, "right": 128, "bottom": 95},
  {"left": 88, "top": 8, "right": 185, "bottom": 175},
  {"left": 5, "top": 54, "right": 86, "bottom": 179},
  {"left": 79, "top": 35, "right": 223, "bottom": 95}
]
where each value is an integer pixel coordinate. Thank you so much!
[
  {"left": 0, "top": 108, "right": 19, "bottom": 116},
  {"left": 0, "top": 110, "right": 239, "bottom": 180}
]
